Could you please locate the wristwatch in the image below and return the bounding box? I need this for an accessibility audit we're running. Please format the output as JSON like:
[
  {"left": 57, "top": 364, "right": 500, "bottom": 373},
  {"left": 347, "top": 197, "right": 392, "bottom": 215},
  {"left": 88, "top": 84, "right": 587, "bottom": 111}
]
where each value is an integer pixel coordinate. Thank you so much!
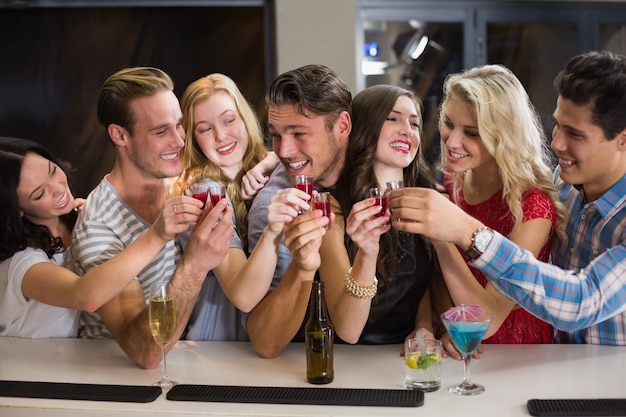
[{"left": 464, "top": 227, "right": 494, "bottom": 261}]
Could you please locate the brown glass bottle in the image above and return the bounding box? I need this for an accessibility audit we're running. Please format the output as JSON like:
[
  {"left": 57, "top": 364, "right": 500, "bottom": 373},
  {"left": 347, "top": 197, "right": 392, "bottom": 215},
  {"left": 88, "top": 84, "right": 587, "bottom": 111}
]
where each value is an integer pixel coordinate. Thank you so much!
[{"left": 305, "top": 280, "right": 334, "bottom": 384}]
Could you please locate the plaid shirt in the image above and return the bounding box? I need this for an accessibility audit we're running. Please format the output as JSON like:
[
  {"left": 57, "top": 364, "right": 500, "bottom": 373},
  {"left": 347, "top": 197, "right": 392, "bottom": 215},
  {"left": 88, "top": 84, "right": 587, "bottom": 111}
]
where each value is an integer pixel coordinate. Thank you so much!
[{"left": 475, "top": 168, "right": 626, "bottom": 345}]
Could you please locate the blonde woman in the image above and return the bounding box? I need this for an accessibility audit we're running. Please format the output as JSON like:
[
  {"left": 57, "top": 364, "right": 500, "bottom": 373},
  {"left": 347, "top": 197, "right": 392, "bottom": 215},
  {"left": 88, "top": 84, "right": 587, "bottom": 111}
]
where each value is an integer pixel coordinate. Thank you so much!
[
  {"left": 434, "top": 64, "right": 568, "bottom": 351},
  {"left": 175, "top": 73, "right": 278, "bottom": 250},
  {"left": 174, "top": 73, "right": 281, "bottom": 340}
]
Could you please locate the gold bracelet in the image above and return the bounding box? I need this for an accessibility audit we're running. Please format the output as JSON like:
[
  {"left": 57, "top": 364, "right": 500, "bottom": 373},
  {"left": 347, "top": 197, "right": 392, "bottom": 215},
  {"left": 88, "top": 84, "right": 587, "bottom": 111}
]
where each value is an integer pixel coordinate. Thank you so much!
[{"left": 344, "top": 267, "right": 378, "bottom": 299}]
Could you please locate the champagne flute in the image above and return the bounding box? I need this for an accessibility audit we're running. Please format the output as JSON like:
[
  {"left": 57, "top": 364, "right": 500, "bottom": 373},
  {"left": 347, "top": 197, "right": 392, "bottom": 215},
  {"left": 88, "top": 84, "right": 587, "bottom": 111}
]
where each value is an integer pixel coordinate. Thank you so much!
[
  {"left": 149, "top": 282, "right": 178, "bottom": 388},
  {"left": 440, "top": 304, "right": 493, "bottom": 396}
]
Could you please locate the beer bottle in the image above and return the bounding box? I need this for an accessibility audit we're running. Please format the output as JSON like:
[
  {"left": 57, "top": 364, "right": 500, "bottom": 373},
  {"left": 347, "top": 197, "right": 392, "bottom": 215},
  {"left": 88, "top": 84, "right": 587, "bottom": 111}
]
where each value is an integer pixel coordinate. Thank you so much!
[{"left": 305, "top": 279, "right": 334, "bottom": 384}]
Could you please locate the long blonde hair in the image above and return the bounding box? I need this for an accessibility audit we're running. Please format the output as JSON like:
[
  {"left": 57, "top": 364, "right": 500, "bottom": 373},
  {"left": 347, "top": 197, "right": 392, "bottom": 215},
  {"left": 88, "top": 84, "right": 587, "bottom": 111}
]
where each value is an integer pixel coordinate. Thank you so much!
[
  {"left": 174, "top": 73, "right": 267, "bottom": 250},
  {"left": 440, "top": 64, "right": 568, "bottom": 243}
]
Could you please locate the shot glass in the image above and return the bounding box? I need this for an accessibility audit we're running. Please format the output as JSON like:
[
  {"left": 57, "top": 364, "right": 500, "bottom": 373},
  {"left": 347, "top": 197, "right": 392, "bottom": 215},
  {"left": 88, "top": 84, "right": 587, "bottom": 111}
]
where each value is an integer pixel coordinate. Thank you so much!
[
  {"left": 209, "top": 185, "right": 227, "bottom": 208},
  {"left": 295, "top": 175, "right": 314, "bottom": 214},
  {"left": 386, "top": 180, "right": 404, "bottom": 192},
  {"left": 369, "top": 187, "right": 388, "bottom": 218},
  {"left": 385, "top": 180, "right": 404, "bottom": 216},
  {"left": 404, "top": 338, "right": 442, "bottom": 392},
  {"left": 189, "top": 182, "right": 209, "bottom": 210},
  {"left": 313, "top": 192, "right": 331, "bottom": 230}
]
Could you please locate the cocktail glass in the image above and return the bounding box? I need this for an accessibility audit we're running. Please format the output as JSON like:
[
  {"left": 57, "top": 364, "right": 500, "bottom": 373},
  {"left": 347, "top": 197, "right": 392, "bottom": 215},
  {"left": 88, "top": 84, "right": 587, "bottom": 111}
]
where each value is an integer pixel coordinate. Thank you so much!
[{"left": 440, "top": 304, "right": 493, "bottom": 396}]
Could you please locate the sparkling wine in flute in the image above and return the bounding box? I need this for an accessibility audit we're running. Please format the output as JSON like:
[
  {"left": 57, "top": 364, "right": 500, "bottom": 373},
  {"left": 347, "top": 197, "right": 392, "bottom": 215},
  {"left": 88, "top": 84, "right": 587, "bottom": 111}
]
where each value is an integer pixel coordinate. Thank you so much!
[
  {"left": 148, "top": 282, "right": 178, "bottom": 388},
  {"left": 149, "top": 296, "right": 176, "bottom": 347}
]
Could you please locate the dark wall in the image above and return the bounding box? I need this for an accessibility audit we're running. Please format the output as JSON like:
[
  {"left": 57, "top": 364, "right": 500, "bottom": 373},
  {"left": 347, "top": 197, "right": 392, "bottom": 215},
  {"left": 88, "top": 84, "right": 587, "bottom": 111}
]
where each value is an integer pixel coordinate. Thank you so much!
[{"left": 0, "top": 6, "right": 268, "bottom": 197}]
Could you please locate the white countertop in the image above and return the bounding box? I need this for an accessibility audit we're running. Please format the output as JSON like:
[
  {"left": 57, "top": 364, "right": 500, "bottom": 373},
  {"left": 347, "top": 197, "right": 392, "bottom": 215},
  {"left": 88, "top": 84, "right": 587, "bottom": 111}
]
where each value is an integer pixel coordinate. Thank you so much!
[{"left": 0, "top": 337, "right": 624, "bottom": 416}]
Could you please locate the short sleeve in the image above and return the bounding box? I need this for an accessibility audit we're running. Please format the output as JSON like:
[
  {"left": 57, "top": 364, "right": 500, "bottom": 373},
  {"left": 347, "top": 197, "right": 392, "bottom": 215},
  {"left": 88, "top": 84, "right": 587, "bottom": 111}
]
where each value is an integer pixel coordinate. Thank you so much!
[{"left": 521, "top": 188, "right": 556, "bottom": 223}]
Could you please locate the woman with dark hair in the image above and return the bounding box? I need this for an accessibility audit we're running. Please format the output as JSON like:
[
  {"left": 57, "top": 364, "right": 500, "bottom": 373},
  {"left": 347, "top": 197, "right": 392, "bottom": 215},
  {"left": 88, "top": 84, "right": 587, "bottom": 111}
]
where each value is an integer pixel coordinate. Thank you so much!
[
  {"left": 319, "top": 85, "right": 441, "bottom": 345},
  {"left": 0, "top": 137, "right": 180, "bottom": 337}
]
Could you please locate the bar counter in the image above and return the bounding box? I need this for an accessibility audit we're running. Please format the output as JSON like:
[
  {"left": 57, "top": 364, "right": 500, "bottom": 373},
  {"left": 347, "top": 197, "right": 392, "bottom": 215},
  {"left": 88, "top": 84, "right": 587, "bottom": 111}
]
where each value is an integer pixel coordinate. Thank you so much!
[{"left": 0, "top": 337, "right": 624, "bottom": 416}]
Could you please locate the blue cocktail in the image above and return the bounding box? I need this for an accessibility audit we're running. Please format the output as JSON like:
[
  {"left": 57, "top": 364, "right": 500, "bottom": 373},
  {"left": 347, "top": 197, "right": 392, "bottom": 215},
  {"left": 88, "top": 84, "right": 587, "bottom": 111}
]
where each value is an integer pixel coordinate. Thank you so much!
[{"left": 441, "top": 305, "right": 493, "bottom": 395}]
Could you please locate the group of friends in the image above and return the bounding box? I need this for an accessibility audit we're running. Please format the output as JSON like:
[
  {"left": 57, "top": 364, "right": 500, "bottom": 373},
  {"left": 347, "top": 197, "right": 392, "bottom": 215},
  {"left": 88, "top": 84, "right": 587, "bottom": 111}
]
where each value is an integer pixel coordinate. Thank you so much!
[{"left": 0, "top": 49, "right": 624, "bottom": 370}]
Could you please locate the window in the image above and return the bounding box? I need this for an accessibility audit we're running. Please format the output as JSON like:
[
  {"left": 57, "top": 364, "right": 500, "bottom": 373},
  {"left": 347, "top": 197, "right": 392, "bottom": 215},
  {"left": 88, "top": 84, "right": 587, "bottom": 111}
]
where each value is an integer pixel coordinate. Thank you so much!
[{"left": 358, "top": 0, "right": 626, "bottom": 165}]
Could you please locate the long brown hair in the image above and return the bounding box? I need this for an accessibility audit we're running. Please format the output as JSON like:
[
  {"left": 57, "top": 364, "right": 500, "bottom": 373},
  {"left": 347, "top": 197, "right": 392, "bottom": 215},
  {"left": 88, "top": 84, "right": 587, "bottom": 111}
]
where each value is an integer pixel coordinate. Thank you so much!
[{"left": 337, "top": 85, "right": 435, "bottom": 282}]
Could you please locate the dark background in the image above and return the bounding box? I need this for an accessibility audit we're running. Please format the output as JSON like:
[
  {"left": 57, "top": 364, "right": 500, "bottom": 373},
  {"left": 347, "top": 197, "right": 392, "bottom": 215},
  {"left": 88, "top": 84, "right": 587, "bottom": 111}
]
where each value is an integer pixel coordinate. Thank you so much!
[{"left": 0, "top": 6, "right": 269, "bottom": 197}]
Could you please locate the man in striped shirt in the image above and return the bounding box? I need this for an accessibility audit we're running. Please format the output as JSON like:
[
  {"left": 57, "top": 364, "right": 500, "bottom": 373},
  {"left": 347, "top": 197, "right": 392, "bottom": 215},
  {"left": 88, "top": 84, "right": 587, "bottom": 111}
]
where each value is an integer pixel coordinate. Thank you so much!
[
  {"left": 388, "top": 51, "right": 626, "bottom": 345},
  {"left": 71, "top": 67, "right": 233, "bottom": 369}
]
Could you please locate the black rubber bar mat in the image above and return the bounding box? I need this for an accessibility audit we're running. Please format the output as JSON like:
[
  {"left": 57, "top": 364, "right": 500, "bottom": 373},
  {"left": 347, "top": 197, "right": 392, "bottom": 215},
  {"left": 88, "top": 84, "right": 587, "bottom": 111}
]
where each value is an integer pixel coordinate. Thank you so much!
[
  {"left": 528, "top": 399, "right": 626, "bottom": 416},
  {"left": 0, "top": 380, "right": 162, "bottom": 403},
  {"left": 167, "top": 384, "right": 424, "bottom": 407}
]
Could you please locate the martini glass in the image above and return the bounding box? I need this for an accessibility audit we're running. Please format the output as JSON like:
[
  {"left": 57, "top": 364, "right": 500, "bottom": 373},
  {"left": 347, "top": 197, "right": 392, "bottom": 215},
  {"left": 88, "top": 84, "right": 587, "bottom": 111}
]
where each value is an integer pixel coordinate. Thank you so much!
[{"left": 440, "top": 304, "right": 493, "bottom": 395}]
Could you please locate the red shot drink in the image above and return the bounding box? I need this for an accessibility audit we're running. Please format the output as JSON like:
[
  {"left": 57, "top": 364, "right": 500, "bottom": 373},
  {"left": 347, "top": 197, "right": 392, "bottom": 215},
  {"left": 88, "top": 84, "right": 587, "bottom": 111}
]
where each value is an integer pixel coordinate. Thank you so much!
[
  {"left": 373, "top": 194, "right": 388, "bottom": 217},
  {"left": 192, "top": 192, "right": 208, "bottom": 210},
  {"left": 313, "top": 192, "right": 331, "bottom": 230},
  {"left": 295, "top": 175, "right": 314, "bottom": 214},
  {"left": 209, "top": 185, "right": 226, "bottom": 208},
  {"left": 190, "top": 182, "right": 210, "bottom": 210}
]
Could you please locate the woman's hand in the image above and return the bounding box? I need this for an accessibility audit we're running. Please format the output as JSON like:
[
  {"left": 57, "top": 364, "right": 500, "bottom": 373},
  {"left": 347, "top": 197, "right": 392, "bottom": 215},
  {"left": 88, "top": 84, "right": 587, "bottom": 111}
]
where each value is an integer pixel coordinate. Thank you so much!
[
  {"left": 241, "top": 152, "right": 280, "bottom": 201},
  {"left": 345, "top": 197, "right": 391, "bottom": 257},
  {"left": 73, "top": 198, "right": 86, "bottom": 214},
  {"left": 401, "top": 327, "right": 436, "bottom": 356},
  {"left": 439, "top": 331, "right": 483, "bottom": 360}
]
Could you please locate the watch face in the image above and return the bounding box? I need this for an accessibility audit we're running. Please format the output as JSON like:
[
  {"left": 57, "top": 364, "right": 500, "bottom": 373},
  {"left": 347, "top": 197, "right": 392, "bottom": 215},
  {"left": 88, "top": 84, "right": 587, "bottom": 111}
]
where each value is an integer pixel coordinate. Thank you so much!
[{"left": 474, "top": 229, "right": 493, "bottom": 252}]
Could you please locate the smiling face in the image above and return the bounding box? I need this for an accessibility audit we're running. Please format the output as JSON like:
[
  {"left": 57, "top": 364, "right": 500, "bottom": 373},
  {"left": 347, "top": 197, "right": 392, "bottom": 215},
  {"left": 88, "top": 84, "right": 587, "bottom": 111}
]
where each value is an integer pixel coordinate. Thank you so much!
[
  {"left": 269, "top": 103, "right": 347, "bottom": 188},
  {"left": 440, "top": 97, "right": 496, "bottom": 174},
  {"left": 124, "top": 90, "right": 185, "bottom": 180},
  {"left": 374, "top": 95, "right": 420, "bottom": 170},
  {"left": 17, "top": 152, "right": 75, "bottom": 225},
  {"left": 192, "top": 91, "right": 248, "bottom": 180},
  {"left": 551, "top": 96, "right": 626, "bottom": 201}
]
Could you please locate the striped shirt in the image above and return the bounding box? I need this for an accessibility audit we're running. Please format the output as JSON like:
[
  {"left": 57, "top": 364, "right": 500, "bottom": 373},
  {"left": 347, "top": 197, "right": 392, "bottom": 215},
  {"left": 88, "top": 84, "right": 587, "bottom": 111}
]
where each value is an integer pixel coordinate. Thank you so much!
[
  {"left": 70, "top": 177, "right": 182, "bottom": 338},
  {"left": 477, "top": 168, "right": 626, "bottom": 345}
]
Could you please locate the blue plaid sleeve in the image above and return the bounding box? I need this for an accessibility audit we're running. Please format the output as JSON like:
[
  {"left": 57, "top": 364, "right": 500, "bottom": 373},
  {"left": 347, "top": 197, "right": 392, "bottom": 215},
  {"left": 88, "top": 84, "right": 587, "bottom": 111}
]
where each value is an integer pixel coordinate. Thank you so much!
[{"left": 473, "top": 232, "right": 626, "bottom": 332}]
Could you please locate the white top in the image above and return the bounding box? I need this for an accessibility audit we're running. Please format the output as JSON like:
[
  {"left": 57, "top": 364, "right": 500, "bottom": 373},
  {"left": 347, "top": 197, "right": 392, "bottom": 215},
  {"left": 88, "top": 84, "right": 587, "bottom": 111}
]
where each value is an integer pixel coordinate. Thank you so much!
[{"left": 0, "top": 248, "right": 78, "bottom": 338}]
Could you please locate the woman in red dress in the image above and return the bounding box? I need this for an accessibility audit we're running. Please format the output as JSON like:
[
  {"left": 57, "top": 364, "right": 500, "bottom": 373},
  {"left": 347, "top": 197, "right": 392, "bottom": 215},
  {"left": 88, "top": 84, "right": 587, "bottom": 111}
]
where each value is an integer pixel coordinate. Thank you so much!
[{"left": 433, "top": 65, "right": 569, "bottom": 350}]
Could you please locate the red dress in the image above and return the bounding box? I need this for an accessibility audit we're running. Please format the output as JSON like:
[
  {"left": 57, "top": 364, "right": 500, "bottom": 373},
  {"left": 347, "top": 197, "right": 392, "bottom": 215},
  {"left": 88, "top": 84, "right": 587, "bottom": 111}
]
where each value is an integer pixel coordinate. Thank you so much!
[{"left": 445, "top": 179, "right": 556, "bottom": 344}]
